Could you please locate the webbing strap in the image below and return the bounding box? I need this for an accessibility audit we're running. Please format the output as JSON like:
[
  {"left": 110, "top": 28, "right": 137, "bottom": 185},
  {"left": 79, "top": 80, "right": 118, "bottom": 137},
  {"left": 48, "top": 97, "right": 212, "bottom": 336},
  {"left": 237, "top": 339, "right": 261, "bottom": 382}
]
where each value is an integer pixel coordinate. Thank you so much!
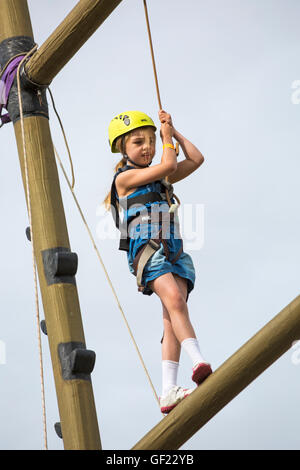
[
  {"left": 110, "top": 165, "right": 135, "bottom": 230},
  {"left": 0, "top": 54, "right": 26, "bottom": 126},
  {"left": 136, "top": 242, "right": 160, "bottom": 288},
  {"left": 119, "top": 191, "right": 163, "bottom": 209}
]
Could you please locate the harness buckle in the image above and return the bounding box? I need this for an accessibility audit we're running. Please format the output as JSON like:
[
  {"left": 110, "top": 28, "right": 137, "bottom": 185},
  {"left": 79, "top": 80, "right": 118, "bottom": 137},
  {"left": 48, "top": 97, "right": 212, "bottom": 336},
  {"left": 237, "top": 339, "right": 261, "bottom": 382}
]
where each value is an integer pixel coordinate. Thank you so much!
[
  {"left": 168, "top": 203, "right": 179, "bottom": 214},
  {"left": 148, "top": 239, "right": 160, "bottom": 250}
]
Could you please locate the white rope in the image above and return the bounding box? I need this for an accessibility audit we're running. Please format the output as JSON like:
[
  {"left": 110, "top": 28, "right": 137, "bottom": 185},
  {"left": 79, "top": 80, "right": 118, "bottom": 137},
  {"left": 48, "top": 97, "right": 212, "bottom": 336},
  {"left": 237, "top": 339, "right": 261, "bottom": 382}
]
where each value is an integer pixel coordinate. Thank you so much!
[{"left": 16, "top": 46, "right": 48, "bottom": 450}]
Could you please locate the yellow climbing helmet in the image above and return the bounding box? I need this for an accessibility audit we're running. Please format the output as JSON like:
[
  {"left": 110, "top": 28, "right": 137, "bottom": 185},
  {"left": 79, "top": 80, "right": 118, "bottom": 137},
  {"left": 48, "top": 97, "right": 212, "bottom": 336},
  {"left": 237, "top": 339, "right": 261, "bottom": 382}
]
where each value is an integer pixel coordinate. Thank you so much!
[{"left": 108, "top": 110, "right": 156, "bottom": 153}]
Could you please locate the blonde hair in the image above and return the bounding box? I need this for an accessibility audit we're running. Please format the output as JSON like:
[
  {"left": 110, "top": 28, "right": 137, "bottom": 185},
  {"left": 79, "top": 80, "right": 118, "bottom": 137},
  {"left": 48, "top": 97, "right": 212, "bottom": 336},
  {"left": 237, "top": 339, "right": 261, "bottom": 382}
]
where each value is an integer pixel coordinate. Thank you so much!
[
  {"left": 102, "top": 134, "right": 130, "bottom": 211},
  {"left": 102, "top": 127, "right": 156, "bottom": 212}
]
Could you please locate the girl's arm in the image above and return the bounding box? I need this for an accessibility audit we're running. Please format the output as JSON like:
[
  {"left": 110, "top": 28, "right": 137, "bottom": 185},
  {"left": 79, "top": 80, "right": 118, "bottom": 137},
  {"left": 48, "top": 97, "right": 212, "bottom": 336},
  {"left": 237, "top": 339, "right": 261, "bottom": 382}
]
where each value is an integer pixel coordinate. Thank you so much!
[
  {"left": 116, "top": 115, "right": 177, "bottom": 191},
  {"left": 167, "top": 128, "right": 204, "bottom": 184}
]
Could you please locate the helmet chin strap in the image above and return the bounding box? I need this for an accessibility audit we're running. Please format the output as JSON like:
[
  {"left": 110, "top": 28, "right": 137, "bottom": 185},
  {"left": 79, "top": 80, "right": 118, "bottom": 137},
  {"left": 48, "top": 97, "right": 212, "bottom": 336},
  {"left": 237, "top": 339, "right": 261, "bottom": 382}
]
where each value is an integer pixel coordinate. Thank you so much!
[
  {"left": 124, "top": 154, "right": 151, "bottom": 168},
  {"left": 126, "top": 156, "right": 150, "bottom": 168}
]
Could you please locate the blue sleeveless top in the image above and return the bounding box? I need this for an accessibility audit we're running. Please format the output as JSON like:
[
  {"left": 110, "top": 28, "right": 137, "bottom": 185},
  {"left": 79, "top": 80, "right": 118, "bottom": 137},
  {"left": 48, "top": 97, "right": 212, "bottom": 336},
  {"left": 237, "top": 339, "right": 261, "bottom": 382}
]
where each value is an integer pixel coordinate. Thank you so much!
[{"left": 114, "top": 168, "right": 195, "bottom": 296}]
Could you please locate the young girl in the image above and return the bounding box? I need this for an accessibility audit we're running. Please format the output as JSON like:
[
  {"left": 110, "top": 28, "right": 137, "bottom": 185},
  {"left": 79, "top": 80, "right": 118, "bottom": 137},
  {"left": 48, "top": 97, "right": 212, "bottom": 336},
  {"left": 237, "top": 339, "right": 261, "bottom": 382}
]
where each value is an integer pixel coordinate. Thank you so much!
[{"left": 104, "top": 109, "right": 212, "bottom": 414}]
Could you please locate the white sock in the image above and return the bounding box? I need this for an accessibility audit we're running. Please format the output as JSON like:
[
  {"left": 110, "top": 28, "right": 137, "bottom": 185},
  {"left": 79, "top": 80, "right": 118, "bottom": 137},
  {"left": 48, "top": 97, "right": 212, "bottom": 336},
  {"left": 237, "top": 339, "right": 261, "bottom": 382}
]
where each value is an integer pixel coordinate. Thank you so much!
[
  {"left": 181, "top": 338, "right": 206, "bottom": 368},
  {"left": 161, "top": 360, "right": 179, "bottom": 397}
]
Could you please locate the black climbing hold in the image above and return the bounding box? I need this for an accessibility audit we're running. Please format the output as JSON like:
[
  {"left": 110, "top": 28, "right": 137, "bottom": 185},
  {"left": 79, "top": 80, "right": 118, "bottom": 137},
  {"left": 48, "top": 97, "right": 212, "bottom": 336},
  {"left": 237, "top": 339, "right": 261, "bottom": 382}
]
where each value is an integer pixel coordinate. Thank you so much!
[
  {"left": 26, "top": 226, "right": 31, "bottom": 241},
  {"left": 40, "top": 319, "right": 47, "bottom": 335},
  {"left": 54, "top": 422, "right": 63, "bottom": 439},
  {"left": 69, "top": 348, "right": 96, "bottom": 375},
  {"left": 42, "top": 247, "right": 78, "bottom": 286},
  {"left": 58, "top": 342, "right": 96, "bottom": 381}
]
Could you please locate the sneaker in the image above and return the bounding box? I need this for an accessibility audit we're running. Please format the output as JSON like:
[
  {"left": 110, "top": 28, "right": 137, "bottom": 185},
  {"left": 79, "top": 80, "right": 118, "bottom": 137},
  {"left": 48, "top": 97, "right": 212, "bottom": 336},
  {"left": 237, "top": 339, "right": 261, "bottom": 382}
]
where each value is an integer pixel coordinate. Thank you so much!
[
  {"left": 159, "top": 385, "right": 193, "bottom": 414},
  {"left": 192, "top": 362, "right": 212, "bottom": 385}
]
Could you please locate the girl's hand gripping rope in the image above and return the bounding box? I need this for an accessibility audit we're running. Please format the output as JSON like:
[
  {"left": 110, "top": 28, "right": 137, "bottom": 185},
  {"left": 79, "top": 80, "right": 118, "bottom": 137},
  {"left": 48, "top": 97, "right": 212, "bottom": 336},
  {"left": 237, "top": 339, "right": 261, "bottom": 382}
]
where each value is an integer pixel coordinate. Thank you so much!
[{"left": 159, "top": 110, "right": 180, "bottom": 213}]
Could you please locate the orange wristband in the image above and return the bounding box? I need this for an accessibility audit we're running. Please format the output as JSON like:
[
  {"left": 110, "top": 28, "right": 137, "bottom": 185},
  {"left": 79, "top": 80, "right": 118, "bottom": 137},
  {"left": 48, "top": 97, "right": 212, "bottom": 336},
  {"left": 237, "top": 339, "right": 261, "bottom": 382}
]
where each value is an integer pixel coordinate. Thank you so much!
[{"left": 163, "top": 143, "right": 175, "bottom": 150}]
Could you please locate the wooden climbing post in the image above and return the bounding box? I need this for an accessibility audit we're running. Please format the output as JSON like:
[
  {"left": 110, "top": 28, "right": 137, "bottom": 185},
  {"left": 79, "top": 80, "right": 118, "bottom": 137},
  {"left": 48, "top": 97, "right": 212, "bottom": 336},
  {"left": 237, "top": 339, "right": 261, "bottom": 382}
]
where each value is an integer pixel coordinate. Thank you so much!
[
  {"left": 132, "top": 294, "right": 300, "bottom": 450},
  {"left": 0, "top": 0, "right": 123, "bottom": 450},
  {"left": 25, "top": 0, "right": 123, "bottom": 86}
]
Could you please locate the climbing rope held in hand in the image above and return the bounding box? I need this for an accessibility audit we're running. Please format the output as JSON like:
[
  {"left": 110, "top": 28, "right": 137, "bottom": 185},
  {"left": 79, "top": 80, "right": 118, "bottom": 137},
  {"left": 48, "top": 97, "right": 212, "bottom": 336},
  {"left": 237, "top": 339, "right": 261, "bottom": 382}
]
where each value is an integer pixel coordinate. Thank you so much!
[
  {"left": 143, "top": 0, "right": 162, "bottom": 110},
  {"left": 143, "top": 0, "right": 179, "bottom": 158}
]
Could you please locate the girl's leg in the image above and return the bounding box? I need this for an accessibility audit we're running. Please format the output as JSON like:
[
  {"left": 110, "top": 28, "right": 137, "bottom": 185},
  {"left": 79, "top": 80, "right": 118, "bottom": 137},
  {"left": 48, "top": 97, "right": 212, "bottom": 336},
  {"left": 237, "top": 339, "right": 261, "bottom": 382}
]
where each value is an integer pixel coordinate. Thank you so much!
[
  {"left": 158, "top": 275, "right": 187, "bottom": 399},
  {"left": 149, "top": 272, "right": 211, "bottom": 380},
  {"left": 151, "top": 273, "right": 211, "bottom": 410},
  {"left": 161, "top": 273, "right": 191, "bottom": 360},
  {"left": 160, "top": 303, "right": 181, "bottom": 397},
  {"left": 161, "top": 303, "right": 181, "bottom": 362},
  {"left": 148, "top": 272, "right": 196, "bottom": 343}
]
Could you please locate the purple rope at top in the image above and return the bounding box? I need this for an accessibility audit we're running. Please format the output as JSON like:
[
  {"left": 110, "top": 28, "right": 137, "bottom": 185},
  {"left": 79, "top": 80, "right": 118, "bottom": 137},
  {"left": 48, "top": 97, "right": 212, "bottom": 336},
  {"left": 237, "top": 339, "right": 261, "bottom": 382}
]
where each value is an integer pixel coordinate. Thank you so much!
[{"left": 0, "top": 55, "right": 25, "bottom": 127}]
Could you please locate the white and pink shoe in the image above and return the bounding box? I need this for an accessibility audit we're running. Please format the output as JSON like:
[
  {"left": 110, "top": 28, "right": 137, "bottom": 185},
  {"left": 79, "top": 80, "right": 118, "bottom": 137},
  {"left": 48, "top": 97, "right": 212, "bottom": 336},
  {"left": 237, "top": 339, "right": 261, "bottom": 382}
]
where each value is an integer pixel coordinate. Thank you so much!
[
  {"left": 159, "top": 385, "right": 193, "bottom": 414},
  {"left": 192, "top": 362, "right": 212, "bottom": 386}
]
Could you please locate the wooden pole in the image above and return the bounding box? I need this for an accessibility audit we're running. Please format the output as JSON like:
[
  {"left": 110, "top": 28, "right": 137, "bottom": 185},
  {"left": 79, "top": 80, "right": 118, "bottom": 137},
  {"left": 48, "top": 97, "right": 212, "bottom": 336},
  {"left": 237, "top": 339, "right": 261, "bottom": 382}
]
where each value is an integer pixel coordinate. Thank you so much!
[
  {"left": 0, "top": 0, "right": 33, "bottom": 41},
  {"left": 0, "top": 0, "right": 101, "bottom": 449},
  {"left": 133, "top": 295, "right": 300, "bottom": 450},
  {"left": 24, "top": 0, "right": 123, "bottom": 86}
]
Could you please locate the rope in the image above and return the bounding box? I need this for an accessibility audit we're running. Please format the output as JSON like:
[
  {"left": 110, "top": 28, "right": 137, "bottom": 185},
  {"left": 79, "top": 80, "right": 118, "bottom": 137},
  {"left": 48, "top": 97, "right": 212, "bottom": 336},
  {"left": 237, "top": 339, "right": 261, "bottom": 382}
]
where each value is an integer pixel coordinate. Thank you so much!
[
  {"left": 143, "top": 0, "right": 162, "bottom": 110},
  {"left": 49, "top": 90, "right": 160, "bottom": 408},
  {"left": 48, "top": 88, "right": 75, "bottom": 189},
  {"left": 142, "top": 0, "right": 180, "bottom": 160},
  {"left": 16, "top": 46, "right": 48, "bottom": 450}
]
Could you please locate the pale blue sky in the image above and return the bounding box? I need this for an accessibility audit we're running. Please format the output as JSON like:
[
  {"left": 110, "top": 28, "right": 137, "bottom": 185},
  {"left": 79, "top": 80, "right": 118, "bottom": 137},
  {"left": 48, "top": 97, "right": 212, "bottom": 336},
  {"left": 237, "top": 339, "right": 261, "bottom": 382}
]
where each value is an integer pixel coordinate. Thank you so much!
[{"left": 0, "top": 0, "right": 300, "bottom": 450}]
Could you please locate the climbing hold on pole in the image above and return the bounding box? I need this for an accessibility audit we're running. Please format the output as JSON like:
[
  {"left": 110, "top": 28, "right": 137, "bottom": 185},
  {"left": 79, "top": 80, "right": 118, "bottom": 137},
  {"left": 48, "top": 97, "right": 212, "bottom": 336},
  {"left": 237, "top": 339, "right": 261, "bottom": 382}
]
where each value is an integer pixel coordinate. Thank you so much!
[
  {"left": 25, "top": 226, "right": 31, "bottom": 241},
  {"left": 40, "top": 320, "right": 47, "bottom": 336},
  {"left": 42, "top": 247, "right": 78, "bottom": 286},
  {"left": 58, "top": 342, "right": 96, "bottom": 381},
  {"left": 54, "top": 422, "right": 63, "bottom": 439}
]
